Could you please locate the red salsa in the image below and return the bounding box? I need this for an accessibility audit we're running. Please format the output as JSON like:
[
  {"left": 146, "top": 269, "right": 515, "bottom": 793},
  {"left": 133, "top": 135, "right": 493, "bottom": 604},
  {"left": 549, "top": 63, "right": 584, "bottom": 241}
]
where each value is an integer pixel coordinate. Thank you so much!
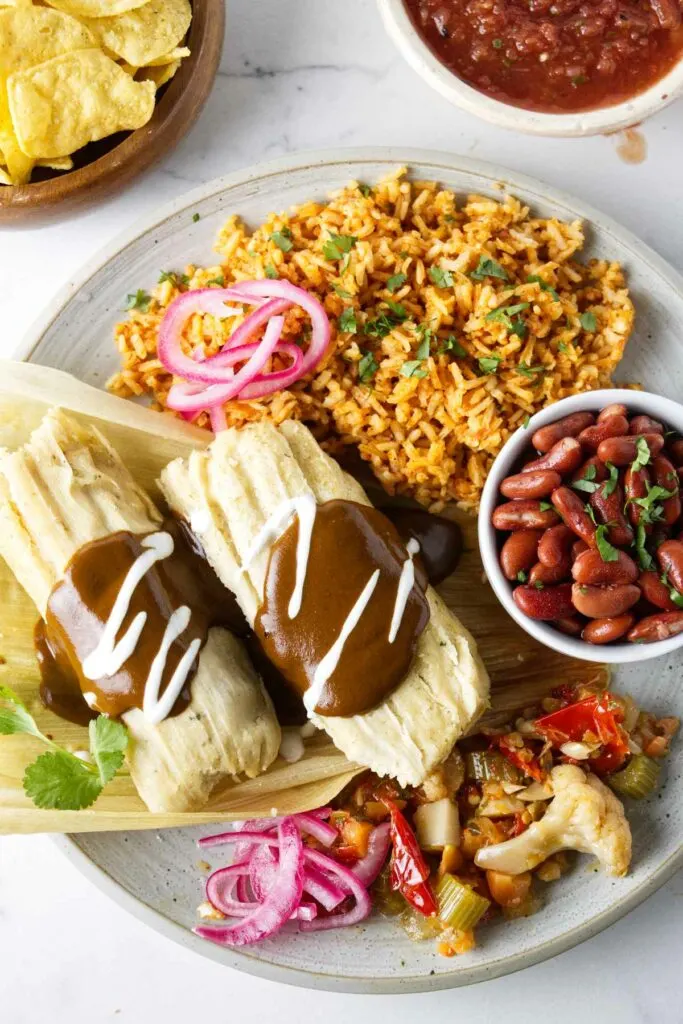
[{"left": 404, "top": 0, "right": 683, "bottom": 112}]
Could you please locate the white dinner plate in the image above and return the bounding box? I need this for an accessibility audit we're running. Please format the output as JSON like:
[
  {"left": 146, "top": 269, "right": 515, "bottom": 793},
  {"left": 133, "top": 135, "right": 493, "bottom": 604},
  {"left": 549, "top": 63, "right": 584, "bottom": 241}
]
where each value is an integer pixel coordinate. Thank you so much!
[{"left": 18, "top": 148, "right": 683, "bottom": 993}]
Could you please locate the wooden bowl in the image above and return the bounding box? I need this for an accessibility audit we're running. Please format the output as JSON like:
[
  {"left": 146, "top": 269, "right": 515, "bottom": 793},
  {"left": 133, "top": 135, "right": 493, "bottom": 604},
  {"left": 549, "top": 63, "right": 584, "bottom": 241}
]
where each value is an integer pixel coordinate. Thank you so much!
[{"left": 0, "top": 0, "right": 224, "bottom": 223}]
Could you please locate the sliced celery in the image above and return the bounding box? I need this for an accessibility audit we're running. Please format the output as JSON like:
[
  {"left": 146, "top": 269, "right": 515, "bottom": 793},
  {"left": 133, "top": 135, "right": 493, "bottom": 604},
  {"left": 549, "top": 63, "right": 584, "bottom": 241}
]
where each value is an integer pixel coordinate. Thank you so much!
[
  {"left": 466, "top": 750, "right": 521, "bottom": 784},
  {"left": 608, "top": 754, "right": 660, "bottom": 799},
  {"left": 435, "top": 873, "right": 490, "bottom": 931}
]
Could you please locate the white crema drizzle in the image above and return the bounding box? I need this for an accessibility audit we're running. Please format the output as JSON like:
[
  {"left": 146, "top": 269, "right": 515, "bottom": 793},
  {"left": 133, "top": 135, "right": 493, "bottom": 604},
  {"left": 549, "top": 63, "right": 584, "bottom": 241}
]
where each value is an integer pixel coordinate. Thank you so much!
[
  {"left": 388, "top": 538, "right": 421, "bottom": 644},
  {"left": 240, "top": 495, "right": 317, "bottom": 619},
  {"left": 82, "top": 531, "right": 199, "bottom": 727}
]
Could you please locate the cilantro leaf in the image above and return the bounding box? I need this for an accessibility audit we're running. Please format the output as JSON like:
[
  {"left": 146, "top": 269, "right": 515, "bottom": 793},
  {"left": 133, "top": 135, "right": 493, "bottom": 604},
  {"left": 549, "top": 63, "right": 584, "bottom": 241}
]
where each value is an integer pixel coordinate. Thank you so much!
[
  {"left": 635, "top": 524, "right": 655, "bottom": 570},
  {"left": 478, "top": 356, "right": 502, "bottom": 375},
  {"left": 631, "top": 436, "right": 652, "bottom": 472},
  {"left": 158, "top": 270, "right": 190, "bottom": 288},
  {"left": 89, "top": 716, "right": 128, "bottom": 787},
  {"left": 516, "top": 570, "right": 528, "bottom": 583},
  {"left": 338, "top": 307, "right": 357, "bottom": 334},
  {"left": 364, "top": 305, "right": 406, "bottom": 338},
  {"left": 270, "top": 228, "right": 293, "bottom": 252},
  {"left": 572, "top": 463, "right": 600, "bottom": 494},
  {"left": 400, "top": 361, "right": 428, "bottom": 379},
  {"left": 558, "top": 341, "right": 570, "bottom": 353},
  {"left": 522, "top": 414, "right": 531, "bottom": 429},
  {"left": 579, "top": 311, "right": 597, "bottom": 332},
  {"left": 595, "top": 524, "right": 619, "bottom": 563},
  {"left": 527, "top": 274, "right": 560, "bottom": 301},
  {"left": 517, "top": 361, "right": 545, "bottom": 379},
  {"left": 0, "top": 685, "right": 45, "bottom": 741},
  {"left": 323, "top": 234, "right": 357, "bottom": 261},
  {"left": 440, "top": 335, "right": 467, "bottom": 357},
  {"left": 264, "top": 265, "right": 278, "bottom": 280},
  {"left": 486, "top": 302, "right": 529, "bottom": 338},
  {"left": 207, "top": 274, "right": 226, "bottom": 287},
  {"left": 601, "top": 462, "right": 620, "bottom": 498},
  {"left": 386, "top": 300, "right": 408, "bottom": 320},
  {"left": 332, "top": 283, "right": 352, "bottom": 299},
  {"left": 387, "top": 273, "right": 407, "bottom": 294},
  {"left": 358, "top": 183, "right": 373, "bottom": 197},
  {"left": 125, "top": 290, "right": 151, "bottom": 312},
  {"left": 358, "top": 351, "right": 379, "bottom": 384},
  {"left": 429, "top": 265, "right": 454, "bottom": 289},
  {"left": 415, "top": 335, "right": 431, "bottom": 361},
  {"left": 470, "top": 256, "right": 509, "bottom": 281},
  {"left": 661, "top": 574, "right": 683, "bottom": 609},
  {"left": 631, "top": 482, "right": 676, "bottom": 525},
  {"left": 539, "top": 501, "right": 553, "bottom": 511},
  {"left": 23, "top": 750, "right": 104, "bottom": 811}
]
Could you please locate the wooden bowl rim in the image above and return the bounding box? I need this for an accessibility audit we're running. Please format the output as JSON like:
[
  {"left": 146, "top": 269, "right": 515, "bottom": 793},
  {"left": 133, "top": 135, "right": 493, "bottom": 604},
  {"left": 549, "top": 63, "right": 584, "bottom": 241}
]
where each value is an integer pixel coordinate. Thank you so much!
[{"left": 0, "top": 0, "right": 224, "bottom": 222}]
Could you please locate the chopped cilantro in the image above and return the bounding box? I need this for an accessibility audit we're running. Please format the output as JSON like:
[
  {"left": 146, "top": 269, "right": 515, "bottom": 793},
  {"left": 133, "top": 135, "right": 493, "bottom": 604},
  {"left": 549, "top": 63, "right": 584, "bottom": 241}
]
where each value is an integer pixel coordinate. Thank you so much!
[
  {"left": 492, "top": 37, "right": 504, "bottom": 48},
  {"left": 517, "top": 361, "right": 545, "bottom": 379},
  {"left": 486, "top": 302, "right": 529, "bottom": 338},
  {"left": 332, "top": 283, "right": 352, "bottom": 299},
  {"left": 595, "top": 524, "right": 619, "bottom": 563},
  {"left": 125, "top": 289, "right": 151, "bottom": 312},
  {"left": 323, "top": 234, "right": 357, "bottom": 261},
  {"left": 158, "top": 270, "right": 190, "bottom": 287},
  {"left": 401, "top": 360, "right": 428, "bottom": 379},
  {"left": 635, "top": 523, "right": 655, "bottom": 570},
  {"left": 264, "top": 265, "right": 278, "bottom": 280},
  {"left": 470, "top": 255, "right": 509, "bottom": 281},
  {"left": 572, "top": 463, "right": 599, "bottom": 494},
  {"left": 271, "top": 227, "right": 293, "bottom": 252},
  {"left": 558, "top": 341, "right": 569, "bottom": 353},
  {"left": 533, "top": 580, "right": 545, "bottom": 590},
  {"left": 192, "top": 213, "right": 200, "bottom": 223},
  {"left": 387, "top": 272, "right": 407, "bottom": 293},
  {"left": 358, "top": 350, "right": 379, "bottom": 383},
  {"left": 661, "top": 574, "right": 683, "bottom": 608},
  {"left": 358, "top": 183, "right": 373, "bottom": 197},
  {"left": 338, "top": 308, "right": 357, "bottom": 334},
  {"left": 440, "top": 335, "right": 467, "bottom": 357},
  {"left": 527, "top": 274, "right": 560, "bottom": 301},
  {"left": 601, "top": 462, "right": 620, "bottom": 498},
  {"left": 631, "top": 482, "right": 676, "bottom": 525},
  {"left": 539, "top": 501, "right": 553, "bottom": 512},
  {"left": 415, "top": 334, "right": 431, "bottom": 361},
  {"left": 631, "top": 436, "right": 652, "bottom": 472},
  {"left": 386, "top": 300, "right": 408, "bottom": 320},
  {"left": 579, "top": 311, "right": 597, "bottom": 332},
  {"left": 516, "top": 570, "right": 528, "bottom": 582},
  {"left": 429, "top": 265, "right": 454, "bottom": 289},
  {"left": 478, "top": 355, "right": 502, "bottom": 375},
  {"left": 522, "top": 414, "right": 531, "bottom": 429}
]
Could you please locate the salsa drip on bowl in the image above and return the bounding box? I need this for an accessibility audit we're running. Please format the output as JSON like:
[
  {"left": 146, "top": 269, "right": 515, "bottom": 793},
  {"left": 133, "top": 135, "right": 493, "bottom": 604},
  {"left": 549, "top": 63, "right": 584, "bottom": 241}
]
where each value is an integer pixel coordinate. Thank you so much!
[{"left": 404, "top": 0, "right": 683, "bottom": 113}]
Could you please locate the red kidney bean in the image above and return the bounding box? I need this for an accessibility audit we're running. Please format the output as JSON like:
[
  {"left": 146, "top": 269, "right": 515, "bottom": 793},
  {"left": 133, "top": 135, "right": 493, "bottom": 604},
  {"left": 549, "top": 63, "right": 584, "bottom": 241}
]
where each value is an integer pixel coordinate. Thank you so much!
[
  {"left": 531, "top": 412, "right": 595, "bottom": 454},
  {"left": 554, "top": 616, "right": 584, "bottom": 637},
  {"left": 578, "top": 415, "right": 629, "bottom": 452},
  {"left": 523, "top": 437, "right": 583, "bottom": 476},
  {"left": 639, "top": 570, "right": 681, "bottom": 612},
  {"left": 551, "top": 487, "right": 597, "bottom": 547},
  {"left": 572, "top": 548, "right": 638, "bottom": 586},
  {"left": 597, "top": 404, "right": 628, "bottom": 422},
  {"left": 538, "top": 524, "right": 575, "bottom": 568},
  {"left": 513, "top": 583, "right": 575, "bottom": 620},
  {"left": 500, "top": 530, "right": 542, "bottom": 581},
  {"left": 589, "top": 480, "right": 633, "bottom": 547},
  {"left": 582, "top": 614, "right": 635, "bottom": 645},
  {"left": 570, "top": 455, "right": 607, "bottom": 486},
  {"left": 657, "top": 540, "right": 683, "bottom": 593},
  {"left": 628, "top": 612, "right": 683, "bottom": 643},
  {"left": 571, "top": 583, "right": 640, "bottom": 618},
  {"left": 652, "top": 455, "right": 681, "bottom": 525},
  {"left": 668, "top": 439, "right": 683, "bottom": 467},
  {"left": 492, "top": 501, "right": 560, "bottom": 532},
  {"left": 500, "top": 470, "right": 562, "bottom": 500},
  {"left": 572, "top": 539, "right": 590, "bottom": 560},
  {"left": 529, "top": 560, "right": 570, "bottom": 585},
  {"left": 629, "top": 415, "right": 664, "bottom": 435},
  {"left": 624, "top": 465, "right": 651, "bottom": 529},
  {"left": 597, "top": 433, "right": 665, "bottom": 466}
]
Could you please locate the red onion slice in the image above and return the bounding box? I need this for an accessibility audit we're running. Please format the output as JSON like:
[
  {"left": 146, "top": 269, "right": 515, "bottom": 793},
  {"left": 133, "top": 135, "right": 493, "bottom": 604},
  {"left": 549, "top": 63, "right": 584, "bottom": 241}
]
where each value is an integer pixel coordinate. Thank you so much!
[
  {"left": 206, "top": 864, "right": 258, "bottom": 917},
  {"left": 195, "top": 818, "right": 305, "bottom": 947},
  {"left": 350, "top": 823, "right": 391, "bottom": 887},
  {"left": 300, "top": 849, "right": 372, "bottom": 932}
]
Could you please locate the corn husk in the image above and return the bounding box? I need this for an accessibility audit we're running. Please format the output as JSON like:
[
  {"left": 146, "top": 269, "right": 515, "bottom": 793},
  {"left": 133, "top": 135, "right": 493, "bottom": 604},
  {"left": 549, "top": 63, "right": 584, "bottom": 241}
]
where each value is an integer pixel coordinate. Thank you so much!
[{"left": 0, "top": 361, "right": 608, "bottom": 834}]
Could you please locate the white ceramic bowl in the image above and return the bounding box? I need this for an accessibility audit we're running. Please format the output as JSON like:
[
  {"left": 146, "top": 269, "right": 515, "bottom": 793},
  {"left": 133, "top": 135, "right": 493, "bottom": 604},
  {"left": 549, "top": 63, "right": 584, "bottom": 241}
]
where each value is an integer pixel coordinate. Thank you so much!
[
  {"left": 479, "top": 388, "right": 683, "bottom": 664},
  {"left": 377, "top": 0, "right": 683, "bottom": 137}
]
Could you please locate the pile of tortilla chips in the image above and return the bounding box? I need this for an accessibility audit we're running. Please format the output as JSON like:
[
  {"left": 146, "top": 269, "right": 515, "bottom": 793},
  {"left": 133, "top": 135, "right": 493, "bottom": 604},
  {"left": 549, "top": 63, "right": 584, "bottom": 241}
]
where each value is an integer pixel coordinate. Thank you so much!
[{"left": 0, "top": 0, "right": 192, "bottom": 186}]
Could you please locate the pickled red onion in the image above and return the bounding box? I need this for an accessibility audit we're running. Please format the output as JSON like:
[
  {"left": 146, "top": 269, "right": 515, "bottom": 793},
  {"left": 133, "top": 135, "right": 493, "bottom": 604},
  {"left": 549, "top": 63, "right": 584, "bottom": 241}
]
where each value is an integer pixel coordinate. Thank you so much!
[
  {"left": 195, "top": 810, "right": 387, "bottom": 947},
  {"left": 156, "top": 279, "right": 331, "bottom": 430}
]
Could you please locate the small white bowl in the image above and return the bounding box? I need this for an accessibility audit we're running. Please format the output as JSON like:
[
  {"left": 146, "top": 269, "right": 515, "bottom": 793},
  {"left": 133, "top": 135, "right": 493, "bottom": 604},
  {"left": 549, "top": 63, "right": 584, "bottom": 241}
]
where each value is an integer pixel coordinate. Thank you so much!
[
  {"left": 478, "top": 388, "right": 683, "bottom": 664},
  {"left": 377, "top": 0, "right": 683, "bottom": 137}
]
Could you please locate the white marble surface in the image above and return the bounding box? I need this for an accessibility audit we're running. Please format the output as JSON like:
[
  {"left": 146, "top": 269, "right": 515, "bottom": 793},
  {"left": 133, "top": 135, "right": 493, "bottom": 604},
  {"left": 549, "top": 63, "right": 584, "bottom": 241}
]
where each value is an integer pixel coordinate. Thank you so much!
[{"left": 1, "top": 0, "right": 683, "bottom": 1020}]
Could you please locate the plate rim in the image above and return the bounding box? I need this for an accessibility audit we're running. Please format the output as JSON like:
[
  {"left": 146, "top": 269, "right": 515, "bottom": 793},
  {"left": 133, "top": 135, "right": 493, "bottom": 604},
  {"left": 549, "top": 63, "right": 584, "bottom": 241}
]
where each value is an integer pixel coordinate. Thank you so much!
[{"left": 17, "top": 145, "right": 683, "bottom": 992}]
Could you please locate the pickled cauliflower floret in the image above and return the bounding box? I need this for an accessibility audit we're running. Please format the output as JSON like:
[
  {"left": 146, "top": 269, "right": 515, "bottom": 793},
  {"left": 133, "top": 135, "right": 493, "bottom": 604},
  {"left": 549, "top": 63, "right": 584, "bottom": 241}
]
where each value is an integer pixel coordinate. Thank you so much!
[{"left": 474, "top": 765, "right": 632, "bottom": 877}]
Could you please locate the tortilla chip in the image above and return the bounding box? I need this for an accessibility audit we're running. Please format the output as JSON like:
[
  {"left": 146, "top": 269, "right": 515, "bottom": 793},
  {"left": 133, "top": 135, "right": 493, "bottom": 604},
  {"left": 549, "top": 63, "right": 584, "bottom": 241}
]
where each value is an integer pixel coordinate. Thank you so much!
[
  {"left": 82, "top": 0, "right": 191, "bottom": 68},
  {"left": 136, "top": 57, "right": 180, "bottom": 89},
  {"left": 0, "top": 5, "right": 95, "bottom": 182},
  {"left": 45, "top": 0, "right": 149, "bottom": 16},
  {"left": 8, "top": 47, "right": 155, "bottom": 159}
]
